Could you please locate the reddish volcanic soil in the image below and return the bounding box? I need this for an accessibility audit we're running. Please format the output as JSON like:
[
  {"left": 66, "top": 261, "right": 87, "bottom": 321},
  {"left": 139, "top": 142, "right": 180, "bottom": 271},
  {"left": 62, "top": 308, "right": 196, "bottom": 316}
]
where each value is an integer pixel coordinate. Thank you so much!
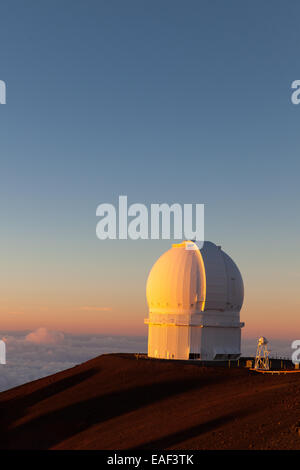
[{"left": 0, "top": 353, "right": 299, "bottom": 450}]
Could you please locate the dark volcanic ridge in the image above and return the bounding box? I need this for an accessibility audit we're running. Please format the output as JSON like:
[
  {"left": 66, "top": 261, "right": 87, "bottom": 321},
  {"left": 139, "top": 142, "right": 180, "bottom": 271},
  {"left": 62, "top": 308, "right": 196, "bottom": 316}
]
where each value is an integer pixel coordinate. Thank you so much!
[{"left": 0, "top": 353, "right": 299, "bottom": 450}]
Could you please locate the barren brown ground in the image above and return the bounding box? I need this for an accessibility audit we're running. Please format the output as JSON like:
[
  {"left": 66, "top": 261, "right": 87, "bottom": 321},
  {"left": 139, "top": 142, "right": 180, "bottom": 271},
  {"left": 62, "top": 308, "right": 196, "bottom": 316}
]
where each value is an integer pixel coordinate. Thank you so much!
[{"left": 0, "top": 353, "right": 299, "bottom": 450}]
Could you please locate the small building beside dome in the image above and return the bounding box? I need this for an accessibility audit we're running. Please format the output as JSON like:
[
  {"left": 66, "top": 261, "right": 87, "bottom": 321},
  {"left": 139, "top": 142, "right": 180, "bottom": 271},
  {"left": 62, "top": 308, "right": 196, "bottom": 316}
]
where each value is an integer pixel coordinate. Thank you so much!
[{"left": 144, "top": 241, "right": 244, "bottom": 361}]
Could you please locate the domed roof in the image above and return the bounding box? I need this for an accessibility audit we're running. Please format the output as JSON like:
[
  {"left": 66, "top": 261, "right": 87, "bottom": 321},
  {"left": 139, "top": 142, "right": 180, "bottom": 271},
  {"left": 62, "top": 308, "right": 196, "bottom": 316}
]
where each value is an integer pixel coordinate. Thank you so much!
[{"left": 146, "top": 241, "right": 244, "bottom": 314}]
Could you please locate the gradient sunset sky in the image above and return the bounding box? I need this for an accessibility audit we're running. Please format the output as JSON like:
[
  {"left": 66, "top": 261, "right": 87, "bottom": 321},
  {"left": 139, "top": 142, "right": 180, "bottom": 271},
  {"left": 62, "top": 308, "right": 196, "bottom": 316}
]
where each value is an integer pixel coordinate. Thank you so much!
[{"left": 0, "top": 1, "right": 299, "bottom": 339}]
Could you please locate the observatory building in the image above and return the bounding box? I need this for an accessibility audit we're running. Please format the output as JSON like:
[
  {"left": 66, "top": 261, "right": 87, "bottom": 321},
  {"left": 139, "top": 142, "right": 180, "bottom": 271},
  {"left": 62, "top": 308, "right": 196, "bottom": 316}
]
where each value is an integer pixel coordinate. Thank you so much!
[{"left": 145, "top": 241, "right": 244, "bottom": 361}]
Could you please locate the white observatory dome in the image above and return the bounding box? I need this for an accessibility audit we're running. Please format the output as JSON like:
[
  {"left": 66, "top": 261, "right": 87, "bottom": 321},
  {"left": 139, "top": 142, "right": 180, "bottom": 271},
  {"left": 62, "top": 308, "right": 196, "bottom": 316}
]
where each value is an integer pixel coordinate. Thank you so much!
[
  {"left": 145, "top": 241, "right": 245, "bottom": 361},
  {"left": 146, "top": 240, "right": 244, "bottom": 315}
]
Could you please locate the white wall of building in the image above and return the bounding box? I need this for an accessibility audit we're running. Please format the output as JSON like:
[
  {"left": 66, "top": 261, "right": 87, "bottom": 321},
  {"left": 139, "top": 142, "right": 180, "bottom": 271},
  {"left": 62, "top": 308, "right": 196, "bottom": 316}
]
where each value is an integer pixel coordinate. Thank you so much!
[{"left": 148, "top": 323, "right": 241, "bottom": 361}]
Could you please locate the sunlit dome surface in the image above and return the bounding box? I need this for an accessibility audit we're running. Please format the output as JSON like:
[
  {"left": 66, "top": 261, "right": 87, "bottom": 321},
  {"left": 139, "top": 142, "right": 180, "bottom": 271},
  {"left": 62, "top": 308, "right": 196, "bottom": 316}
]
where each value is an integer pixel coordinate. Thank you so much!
[{"left": 146, "top": 241, "right": 244, "bottom": 314}]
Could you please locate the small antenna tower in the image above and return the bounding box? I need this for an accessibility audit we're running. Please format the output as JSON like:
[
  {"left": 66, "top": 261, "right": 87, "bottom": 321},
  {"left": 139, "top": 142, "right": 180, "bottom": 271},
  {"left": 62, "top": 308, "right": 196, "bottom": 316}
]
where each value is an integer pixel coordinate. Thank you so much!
[{"left": 254, "top": 337, "right": 270, "bottom": 370}]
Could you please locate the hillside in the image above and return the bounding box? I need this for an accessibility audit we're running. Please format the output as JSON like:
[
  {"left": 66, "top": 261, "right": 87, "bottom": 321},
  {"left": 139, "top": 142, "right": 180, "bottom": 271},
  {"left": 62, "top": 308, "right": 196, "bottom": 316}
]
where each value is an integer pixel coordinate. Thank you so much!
[{"left": 0, "top": 354, "right": 299, "bottom": 450}]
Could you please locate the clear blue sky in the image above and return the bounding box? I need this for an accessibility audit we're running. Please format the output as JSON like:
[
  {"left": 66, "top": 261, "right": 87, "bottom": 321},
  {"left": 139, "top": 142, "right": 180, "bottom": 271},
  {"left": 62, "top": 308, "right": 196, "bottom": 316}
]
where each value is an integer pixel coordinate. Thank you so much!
[{"left": 0, "top": 1, "right": 299, "bottom": 336}]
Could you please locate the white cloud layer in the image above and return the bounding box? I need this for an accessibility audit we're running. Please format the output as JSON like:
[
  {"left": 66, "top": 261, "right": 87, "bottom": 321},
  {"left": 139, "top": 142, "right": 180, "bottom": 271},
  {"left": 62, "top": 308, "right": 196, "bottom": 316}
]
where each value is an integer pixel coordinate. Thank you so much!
[
  {"left": 0, "top": 330, "right": 295, "bottom": 393},
  {"left": 0, "top": 329, "right": 147, "bottom": 392}
]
